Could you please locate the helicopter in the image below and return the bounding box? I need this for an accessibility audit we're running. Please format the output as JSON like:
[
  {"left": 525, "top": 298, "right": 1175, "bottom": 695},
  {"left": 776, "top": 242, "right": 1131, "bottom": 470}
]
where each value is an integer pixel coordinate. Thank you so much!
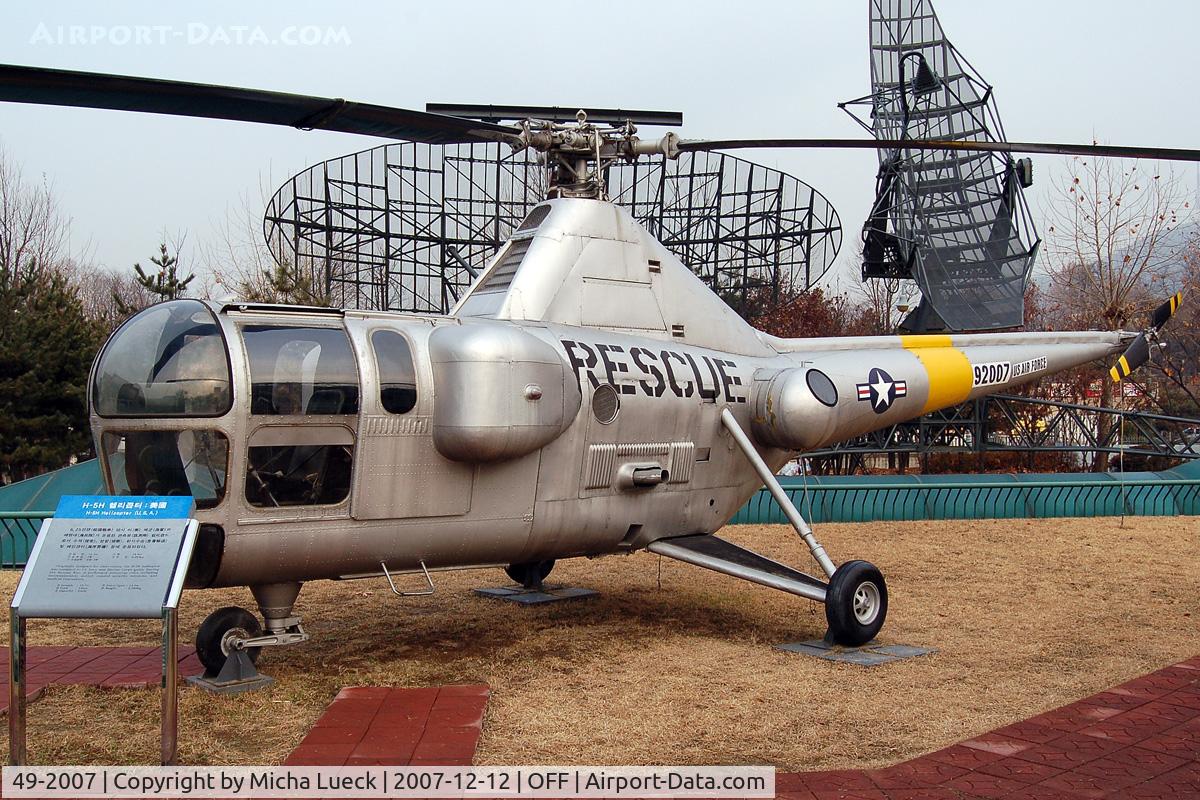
[{"left": 0, "top": 61, "right": 1192, "bottom": 677}]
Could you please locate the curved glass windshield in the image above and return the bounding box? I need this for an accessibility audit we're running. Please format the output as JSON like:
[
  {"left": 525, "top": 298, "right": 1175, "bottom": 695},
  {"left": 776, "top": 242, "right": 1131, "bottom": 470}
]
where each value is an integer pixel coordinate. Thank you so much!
[
  {"left": 93, "top": 300, "right": 232, "bottom": 417},
  {"left": 102, "top": 429, "right": 229, "bottom": 509}
]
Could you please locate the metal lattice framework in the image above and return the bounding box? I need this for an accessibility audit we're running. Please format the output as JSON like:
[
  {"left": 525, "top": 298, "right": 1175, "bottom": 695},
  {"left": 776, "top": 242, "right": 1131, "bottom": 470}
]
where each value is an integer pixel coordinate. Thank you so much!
[
  {"left": 263, "top": 143, "right": 841, "bottom": 314},
  {"left": 842, "top": 0, "right": 1040, "bottom": 331}
]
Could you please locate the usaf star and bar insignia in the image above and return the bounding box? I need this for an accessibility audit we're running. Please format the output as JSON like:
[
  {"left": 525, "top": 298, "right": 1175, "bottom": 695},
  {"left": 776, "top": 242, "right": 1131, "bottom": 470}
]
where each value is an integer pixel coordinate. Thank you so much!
[{"left": 856, "top": 367, "right": 907, "bottom": 413}]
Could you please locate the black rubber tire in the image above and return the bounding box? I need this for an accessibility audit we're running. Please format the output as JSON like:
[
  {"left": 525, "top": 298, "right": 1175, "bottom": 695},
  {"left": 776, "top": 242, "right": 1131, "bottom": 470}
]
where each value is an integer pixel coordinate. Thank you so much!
[
  {"left": 504, "top": 560, "right": 555, "bottom": 590},
  {"left": 824, "top": 560, "right": 888, "bottom": 647},
  {"left": 196, "top": 606, "right": 263, "bottom": 676}
]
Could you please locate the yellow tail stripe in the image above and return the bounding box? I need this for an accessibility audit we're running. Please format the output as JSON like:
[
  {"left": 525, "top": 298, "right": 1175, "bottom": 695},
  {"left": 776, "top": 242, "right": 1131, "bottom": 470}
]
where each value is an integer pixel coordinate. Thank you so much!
[
  {"left": 899, "top": 334, "right": 973, "bottom": 413},
  {"left": 1118, "top": 355, "right": 1131, "bottom": 375},
  {"left": 1110, "top": 366, "right": 1121, "bottom": 382}
]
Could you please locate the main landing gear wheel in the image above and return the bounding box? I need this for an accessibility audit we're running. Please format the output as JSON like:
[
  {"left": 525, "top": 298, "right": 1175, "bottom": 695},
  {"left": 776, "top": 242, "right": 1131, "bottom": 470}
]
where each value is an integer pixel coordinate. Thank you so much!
[
  {"left": 505, "top": 560, "right": 555, "bottom": 590},
  {"left": 196, "top": 606, "right": 263, "bottom": 675},
  {"left": 824, "top": 560, "right": 888, "bottom": 647}
]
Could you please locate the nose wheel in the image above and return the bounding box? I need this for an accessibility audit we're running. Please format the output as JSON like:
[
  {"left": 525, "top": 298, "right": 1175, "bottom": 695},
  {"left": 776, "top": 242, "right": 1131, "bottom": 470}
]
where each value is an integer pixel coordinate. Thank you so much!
[
  {"left": 824, "top": 561, "right": 888, "bottom": 646},
  {"left": 195, "top": 606, "right": 263, "bottom": 676}
]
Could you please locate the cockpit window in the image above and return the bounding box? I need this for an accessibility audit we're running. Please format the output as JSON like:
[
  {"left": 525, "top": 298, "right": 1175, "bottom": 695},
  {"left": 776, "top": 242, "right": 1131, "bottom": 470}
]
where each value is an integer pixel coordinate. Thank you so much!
[
  {"left": 92, "top": 300, "right": 232, "bottom": 417},
  {"left": 371, "top": 330, "right": 417, "bottom": 414},
  {"left": 245, "top": 425, "right": 353, "bottom": 508},
  {"left": 101, "top": 429, "right": 229, "bottom": 509},
  {"left": 242, "top": 325, "right": 359, "bottom": 415}
]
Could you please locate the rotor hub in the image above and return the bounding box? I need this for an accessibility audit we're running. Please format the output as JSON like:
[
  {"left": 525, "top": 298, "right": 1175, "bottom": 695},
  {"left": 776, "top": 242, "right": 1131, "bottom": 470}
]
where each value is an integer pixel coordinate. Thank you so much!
[{"left": 515, "top": 111, "right": 679, "bottom": 200}]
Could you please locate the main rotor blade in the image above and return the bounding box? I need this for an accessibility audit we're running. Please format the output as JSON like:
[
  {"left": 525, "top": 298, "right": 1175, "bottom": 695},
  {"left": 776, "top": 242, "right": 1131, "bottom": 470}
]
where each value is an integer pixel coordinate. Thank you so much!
[
  {"left": 427, "top": 103, "right": 683, "bottom": 127},
  {"left": 678, "top": 137, "right": 1200, "bottom": 163},
  {"left": 0, "top": 64, "right": 520, "bottom": 145}
]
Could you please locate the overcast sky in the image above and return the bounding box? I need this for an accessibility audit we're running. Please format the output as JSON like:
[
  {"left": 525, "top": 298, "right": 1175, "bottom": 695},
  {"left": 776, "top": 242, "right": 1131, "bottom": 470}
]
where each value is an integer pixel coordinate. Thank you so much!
[{"left": 1, "top": 0, "right": 1196, "bottom": 291}]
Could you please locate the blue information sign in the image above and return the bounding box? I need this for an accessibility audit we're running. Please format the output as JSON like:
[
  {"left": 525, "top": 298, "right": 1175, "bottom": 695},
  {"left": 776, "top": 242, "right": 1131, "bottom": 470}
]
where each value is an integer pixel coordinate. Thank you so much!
[{"left": 12, "top": 495, "right": 198, "bottom": 619}]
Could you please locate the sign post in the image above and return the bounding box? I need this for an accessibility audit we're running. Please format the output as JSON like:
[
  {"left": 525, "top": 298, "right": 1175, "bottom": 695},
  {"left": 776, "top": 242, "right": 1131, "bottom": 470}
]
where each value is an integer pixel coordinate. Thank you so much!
[{"left": 9, "top": 495, "right": 198, "bottom": 766}]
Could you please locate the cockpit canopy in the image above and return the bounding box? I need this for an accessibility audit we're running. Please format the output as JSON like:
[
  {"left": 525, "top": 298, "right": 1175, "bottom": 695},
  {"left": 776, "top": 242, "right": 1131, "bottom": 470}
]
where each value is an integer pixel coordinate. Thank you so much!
[{"left": 92, "top": 300, "right": 232, "bottom": 417}]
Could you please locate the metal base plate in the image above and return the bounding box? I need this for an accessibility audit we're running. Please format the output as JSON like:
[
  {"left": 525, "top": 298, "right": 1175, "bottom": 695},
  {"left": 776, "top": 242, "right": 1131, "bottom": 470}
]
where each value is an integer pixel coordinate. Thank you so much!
[
  {"left": 186, "top": 672, "right": 275, "bottom": 695},
  {"left": 473, "top": 585, "right": 598, "bottom": 605},
  {"left": 776, "top": 639, "right": 935, "bottom": 666},
  {"left": 185, "top": 649, "right": 275, "bottom": 694}
]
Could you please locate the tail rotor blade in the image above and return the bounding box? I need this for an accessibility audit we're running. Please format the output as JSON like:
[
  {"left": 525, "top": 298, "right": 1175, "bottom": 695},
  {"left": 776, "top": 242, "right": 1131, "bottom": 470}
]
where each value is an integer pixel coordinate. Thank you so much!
[
  {"left": 1110, "top": 334, "right": 1150, "bottom": 383},
  {"left": 1151, "top": 291, "right": 1184, "bottom": 331}
]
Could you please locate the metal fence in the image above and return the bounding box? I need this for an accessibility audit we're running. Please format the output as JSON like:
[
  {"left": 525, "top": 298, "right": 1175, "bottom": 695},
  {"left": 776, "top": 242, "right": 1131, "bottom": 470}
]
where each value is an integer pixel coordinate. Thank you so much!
[
  {"left": 0, "top": 514, "right": 46, "bottom": 569},
  {"left": 3, "top": 474, "right": 1196, "bottom": 568},
  {"left": 732, "top": 473, "right": 1200, "bottom": 524}
]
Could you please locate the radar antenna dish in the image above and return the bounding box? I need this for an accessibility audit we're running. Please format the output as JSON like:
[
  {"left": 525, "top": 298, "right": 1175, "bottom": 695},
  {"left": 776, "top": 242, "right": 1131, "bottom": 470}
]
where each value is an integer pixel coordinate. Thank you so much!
[
  {"left": 841, "top": 0, "right": 1041, "bottom": 332},
  {"left": 263, "top": 143, "right": 841, "bottom": 315}
]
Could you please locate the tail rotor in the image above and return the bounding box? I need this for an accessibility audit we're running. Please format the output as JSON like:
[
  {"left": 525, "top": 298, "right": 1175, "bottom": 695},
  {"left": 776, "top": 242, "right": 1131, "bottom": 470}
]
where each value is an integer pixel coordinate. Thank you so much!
[{"left": 1110, "top": 292, "right": 1184, "bottom": 382}]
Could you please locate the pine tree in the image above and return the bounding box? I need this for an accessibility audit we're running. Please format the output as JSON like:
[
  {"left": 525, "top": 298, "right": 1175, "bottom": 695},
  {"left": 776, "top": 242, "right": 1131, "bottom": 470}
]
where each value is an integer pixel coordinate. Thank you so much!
[
  {"left": 0, "top": 264, "right": 103, "bottom": 483},
  {"left": 114, "top": 241, "right": 194, "bottom": 315},
  {"left": 242, "top": 257, "right": 330, "bottom": 306}
]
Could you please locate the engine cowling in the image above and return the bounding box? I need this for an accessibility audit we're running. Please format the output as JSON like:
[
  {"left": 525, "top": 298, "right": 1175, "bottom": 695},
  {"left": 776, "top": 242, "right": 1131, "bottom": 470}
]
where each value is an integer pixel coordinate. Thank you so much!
[
  {"left": 750, "top": 359, "right": 927, "bottom": 452},
  {"left": 428, "top": 324, "right": 582, "bottom": 462},
  {"left": 751, "top": 367, "right": 843, "bottom": 451}
]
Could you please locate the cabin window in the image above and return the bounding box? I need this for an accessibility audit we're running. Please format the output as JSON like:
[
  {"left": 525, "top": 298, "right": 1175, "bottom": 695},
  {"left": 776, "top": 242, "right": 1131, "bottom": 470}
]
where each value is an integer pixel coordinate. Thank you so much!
[
  {"left": 101, "top": 429, "right": 229, "bottom": 509},
  {"left": 371, "top": 330, "right": 417, "bottom": 414},
  {"left": 244, "top": 425, "right": 353, "bottom": 507},
  {"left": 242, "top": 325, "right": 359, "bottom": 415},
  {"left": 93, "top": 300, "right": 232, "bottom": 418}
]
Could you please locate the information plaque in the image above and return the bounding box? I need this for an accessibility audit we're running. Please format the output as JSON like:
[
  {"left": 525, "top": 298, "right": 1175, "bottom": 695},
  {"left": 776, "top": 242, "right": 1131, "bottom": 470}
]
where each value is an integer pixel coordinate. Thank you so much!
[
  {"left": 9, "top": 495, "right": 199, "bottom": 766},
  {"left": 14, "top": 496, "right": 196, "bottom": 618}
]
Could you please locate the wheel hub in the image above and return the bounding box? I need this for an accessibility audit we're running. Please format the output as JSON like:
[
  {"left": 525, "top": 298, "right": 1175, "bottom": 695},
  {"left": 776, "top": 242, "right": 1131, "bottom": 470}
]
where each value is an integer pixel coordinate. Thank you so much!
[
  {"left": 852, "top": 581, "right": 881, "bottom": 625},
  {"left": 220, "top": 626, "right": 251, "bottom": 656}
]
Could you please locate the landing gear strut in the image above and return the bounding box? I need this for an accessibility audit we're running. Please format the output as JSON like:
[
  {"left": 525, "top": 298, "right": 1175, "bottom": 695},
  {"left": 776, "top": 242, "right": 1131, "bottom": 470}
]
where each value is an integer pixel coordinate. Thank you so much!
[
  {"left": 505, "top": 560, "right": 555, "bottom": 591},
  {"left": 194, "top": 582, "right": 310, "bottom": 676},
  {"left": 719, "top": 408, "right": 889, "bottom": 646}
]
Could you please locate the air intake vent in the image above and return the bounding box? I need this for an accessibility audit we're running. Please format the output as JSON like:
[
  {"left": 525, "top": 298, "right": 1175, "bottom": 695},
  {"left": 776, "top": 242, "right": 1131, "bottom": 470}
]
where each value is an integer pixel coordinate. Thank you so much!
[
  {"left": 517, "top": 204, "right": 551, "bottom": 231},
  {"left": 476, "top": 238, "right": 532, "bottom": 294}
]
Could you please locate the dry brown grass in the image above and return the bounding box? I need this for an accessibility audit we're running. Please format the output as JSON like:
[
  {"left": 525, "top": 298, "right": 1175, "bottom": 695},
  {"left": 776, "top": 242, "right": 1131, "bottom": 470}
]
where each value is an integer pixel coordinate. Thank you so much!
[{"left": 2, "top": 516, "right": 1198, "bottom": 770}]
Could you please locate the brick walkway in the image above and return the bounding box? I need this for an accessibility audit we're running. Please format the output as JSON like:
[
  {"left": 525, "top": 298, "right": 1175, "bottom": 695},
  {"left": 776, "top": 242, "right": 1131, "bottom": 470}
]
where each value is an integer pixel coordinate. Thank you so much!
[
  {"left": 0, "top": 646, "right": 202, "bottom": 713},
  {"left": 284, "top": 685, "right": 489, "bottom": 767},
  {"left": 3, "top": 647, "right": 1197, "bottom": 797},
  {"left": 776, "top": 655, "right": 1200, "bottom": 799},
  {"left": 285, "top": 661, "right": 1198, "bottom": 798}
]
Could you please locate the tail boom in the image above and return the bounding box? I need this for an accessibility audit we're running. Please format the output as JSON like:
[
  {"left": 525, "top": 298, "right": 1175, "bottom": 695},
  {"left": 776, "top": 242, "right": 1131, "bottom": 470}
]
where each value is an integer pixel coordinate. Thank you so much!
[{"left": 752, "top": 330, "right": 1130, "bottom": 451}]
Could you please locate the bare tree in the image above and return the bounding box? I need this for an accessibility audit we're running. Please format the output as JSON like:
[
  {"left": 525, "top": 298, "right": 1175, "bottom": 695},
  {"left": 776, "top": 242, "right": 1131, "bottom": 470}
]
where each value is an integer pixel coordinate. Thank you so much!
[
  {"left": 71, "top": 265, "right": 156, "bottom": 331},
  {"left": 848, "top": 272, "right": 920, "bottom": 335},
  {"left": 0, "top": 146, "right": 70, "bottom": 280},
  {"left": 202, "top": 174, "right": 328, "bottom": 306},
  {"left": 1045, "top": 156, "right": 1186, "bottom": 330},
  {"left": 204, "top": 178, "right": 277, "bottom": 299},
  {"left": 1043, "top": 154, "right": 1192, "bottom": 465},
  {"left": 1137, "top": 240, "right": 1200, "bottom": 413}
]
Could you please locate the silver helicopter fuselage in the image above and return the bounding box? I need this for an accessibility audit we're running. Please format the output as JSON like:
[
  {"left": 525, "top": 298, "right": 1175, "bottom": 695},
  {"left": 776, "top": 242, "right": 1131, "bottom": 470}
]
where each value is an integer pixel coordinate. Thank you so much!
[{"left": 87, "top": 198, "right": 1130, "bottom": 593}]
